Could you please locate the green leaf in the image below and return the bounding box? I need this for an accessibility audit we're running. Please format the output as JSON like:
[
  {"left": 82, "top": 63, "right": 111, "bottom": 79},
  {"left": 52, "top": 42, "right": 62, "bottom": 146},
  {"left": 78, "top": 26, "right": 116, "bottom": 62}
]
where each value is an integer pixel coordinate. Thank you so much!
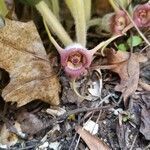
[
  {"left": 0, "top": 0, "right": 8, "bottom": 17},
  {"left": 127, "top": 35, "right": 142, "bottom": 47},
  {"left": 117, "top": 43, "right": 128, "bottom": 51}
]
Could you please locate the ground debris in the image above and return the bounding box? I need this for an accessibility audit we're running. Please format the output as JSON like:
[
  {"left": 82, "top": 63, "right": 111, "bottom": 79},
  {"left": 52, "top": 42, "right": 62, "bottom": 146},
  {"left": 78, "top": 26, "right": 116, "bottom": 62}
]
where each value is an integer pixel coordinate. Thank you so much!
[
  {"left": 105, "top": 49, "right": 147, "bottom": 106},
  {"left": 75, "top": 125, "right": 110, "bottom": 150}
]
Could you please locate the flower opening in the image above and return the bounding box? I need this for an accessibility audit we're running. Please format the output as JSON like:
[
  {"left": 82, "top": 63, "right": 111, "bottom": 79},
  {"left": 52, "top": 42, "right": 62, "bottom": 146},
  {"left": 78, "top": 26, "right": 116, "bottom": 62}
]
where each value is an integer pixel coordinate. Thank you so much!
[
  {"left": 111, "top": 10, "right": 130, "bottom": 35},
  {"left": 59, "top": 44, "right": 94, "bottom": 78},
  {"left": 133, "top": 3, "right": 150, "bottom": 27}
]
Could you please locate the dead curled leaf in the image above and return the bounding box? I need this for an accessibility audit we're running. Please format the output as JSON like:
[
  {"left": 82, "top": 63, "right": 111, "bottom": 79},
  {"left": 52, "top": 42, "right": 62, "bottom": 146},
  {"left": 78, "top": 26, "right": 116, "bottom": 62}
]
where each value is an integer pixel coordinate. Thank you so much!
[
  {"left": 105, "top": 49, "right": 147, "bottom": 105},
  {"left": 0, "top": 19, "right": 60, "bottom": 107},
  {"left": 17, "top": 111, "right": 45, "bottom": 135},
  {"left": 75, "top": 125, "right": 110, "bottom": 150}
]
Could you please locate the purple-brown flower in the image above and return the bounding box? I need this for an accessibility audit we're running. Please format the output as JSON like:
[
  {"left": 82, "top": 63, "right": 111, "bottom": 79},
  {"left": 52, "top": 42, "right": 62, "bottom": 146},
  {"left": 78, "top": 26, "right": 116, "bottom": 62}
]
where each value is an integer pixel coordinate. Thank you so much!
[
  {"left": 133, "top": 3, "right": 150, "bottom": 28},
  {"left": 58, "top": 44, "right": 95, "bottom": 78},
  {"left": 111, "top": 10, "right": 130, "bottom": 35}
]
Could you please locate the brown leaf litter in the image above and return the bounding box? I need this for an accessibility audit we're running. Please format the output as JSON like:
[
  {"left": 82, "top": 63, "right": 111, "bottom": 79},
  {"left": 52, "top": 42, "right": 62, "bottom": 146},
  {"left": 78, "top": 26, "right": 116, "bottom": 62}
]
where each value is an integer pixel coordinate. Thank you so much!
[
  {"left": 0, "top": 122, "right": 23, "bottom": 147},
  {"left": 0, "top": 19, "right": 60, "bottom": 107},
  {"left": 105, "top": 49, "right": 147, "bottom": 105},
  {"left": 17, "top": 111, "right": 46, "bottom": 135},
  {"left": 140, "top": 105, "right": 150, "bottom": 140},
  {"left": 75, "top": 125, "right": 110, "bottom": 150}
]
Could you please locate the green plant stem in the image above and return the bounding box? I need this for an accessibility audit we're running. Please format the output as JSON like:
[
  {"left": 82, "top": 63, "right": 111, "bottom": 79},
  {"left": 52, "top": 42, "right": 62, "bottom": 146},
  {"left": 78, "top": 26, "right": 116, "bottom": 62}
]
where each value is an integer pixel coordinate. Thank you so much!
[
  {"left": 83, "top": 0, "right": 91, "bottom": 22},
  {"left": 65, "top": 0, "right": 86, "bottom": 47},
  {"left": 51, "top": 0, "right": 60, "bottom": 20},
  {"left": 65, "top": 0, "right": 75, "bottom": 18},
  {"left": 108, "top": 0, "right": 120, "bottom": 12},
  {"left": 43, "top": 19, "right": 64, "bottom": 52},
  {"left": 0, "top": 0, "right": 8, "bottom": 17},
  {"left": 87, "top": 18, "right": 101, "bottom": 29},
  {"left": 36, "top": 0, "right": 73, "bottom": 46},
  {"left": 91, "top": 34, "right": 122, "bottom": 55},
  {"left": 43, "top": 0, "right": 51, "bottom": 8}
]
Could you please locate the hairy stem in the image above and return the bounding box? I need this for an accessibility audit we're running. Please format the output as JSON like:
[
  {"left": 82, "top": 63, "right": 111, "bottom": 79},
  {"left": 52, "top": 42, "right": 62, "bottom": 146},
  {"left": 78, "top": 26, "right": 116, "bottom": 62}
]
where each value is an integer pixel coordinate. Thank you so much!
[
  {"left": 51, "top": 0, "right": 60, "bottom": 20},
  {"left": 91, "top": 34, "right": 121, "bottom": 55},
  {"left": 83, "top": 0, "right": 91, "bottom": 22},
  {"left": 65, "top": 0, "right": 86, "bottom": 47},
  {"left": 87, "top": 18, "right": 101, "bottom": 29},
  {"left": 43, "top": 19, "right": 64, "bottom": 52},
  {"left": 36, "top": 0, "right": 73, "bottom": 46}
]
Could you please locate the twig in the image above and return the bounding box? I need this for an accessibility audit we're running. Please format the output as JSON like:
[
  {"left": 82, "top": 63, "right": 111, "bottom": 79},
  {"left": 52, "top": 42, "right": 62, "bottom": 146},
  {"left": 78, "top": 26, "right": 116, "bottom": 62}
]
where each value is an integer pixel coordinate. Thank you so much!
[
  {"left": 139, "top": 80, "right": 150, "bottom": 91},
  {"left": 69, "top": 132, "right": 78, "bottom": 150},
  {"left": 129, "top": 133, "right": 138, "bottom": 150},
  {"left": 140, "top": 45, "right": 150, "bottom": 53},
  {"left": 74, "top": 135, "right": 81, "bottom": 150},
  {"left": 59, "top": 105, "right": 115, "bottom": 121}
]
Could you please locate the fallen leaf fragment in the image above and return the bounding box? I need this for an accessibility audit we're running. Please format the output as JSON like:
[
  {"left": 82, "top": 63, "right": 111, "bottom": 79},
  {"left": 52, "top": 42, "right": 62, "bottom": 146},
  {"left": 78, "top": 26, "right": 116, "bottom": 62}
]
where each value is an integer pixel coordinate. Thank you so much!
[
  {"left": 139, "top": 79, "right": 150, "bottom": 91},
  {"left": 0, "top": 122, "right": 23, "bottom": 147},
  {"left": 0, "top": 124, "right": 18, "bottom": 147},
  {"left": 140, "top": 106, "right": 150, "bottom": 140},
  {"left": 0, "top": 19, "right": 60, "bottom": 107},
  {"left": 105, "top": 49, "right": 147, "bottom": 105},
  {"left": 75, "top": 125, "right": 110, "bottom": 150},
  {"left": 17, "top": 111, "right": 45, "bottom": 135},
  {"left": 83, "top": 120, "right": 99, "bottom": 135},
  {"left": 49, "top": 141, "right": 61, "bottom": 150},
  {"left": 46, "top": 107, "right": 66, "bottom": 117},
  {"left": 38, "top": 142, "right": 49, "bottom": 150},
  {"left": 87, "top": 69, "right": 102, "bottom": 98}
]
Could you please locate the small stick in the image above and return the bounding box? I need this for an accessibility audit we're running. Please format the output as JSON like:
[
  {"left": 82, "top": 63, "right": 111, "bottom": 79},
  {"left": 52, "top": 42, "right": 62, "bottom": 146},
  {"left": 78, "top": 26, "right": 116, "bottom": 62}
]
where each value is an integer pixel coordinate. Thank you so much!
[{"left": 129, "top": 133, "right": 138, "bottom": 150}]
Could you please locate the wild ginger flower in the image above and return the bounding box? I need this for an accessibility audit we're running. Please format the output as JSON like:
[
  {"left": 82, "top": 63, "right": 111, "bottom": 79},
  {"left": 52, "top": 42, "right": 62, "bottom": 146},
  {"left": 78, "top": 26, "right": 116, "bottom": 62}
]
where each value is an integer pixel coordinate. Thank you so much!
[
  {"left": 45, "top": 24, "right": 121, "bottom": 79},
  {"left": 101, "top": 11, "right": 130, "bottom": 35},
  {"left": 58, "top": 44, "right": 95, "bottom": 78},
  {"left": 133, "top": 3, "right": 150, "bottom": 28},
  {"left": 111, "top": 10, "right": 130, "bottom": 35}
]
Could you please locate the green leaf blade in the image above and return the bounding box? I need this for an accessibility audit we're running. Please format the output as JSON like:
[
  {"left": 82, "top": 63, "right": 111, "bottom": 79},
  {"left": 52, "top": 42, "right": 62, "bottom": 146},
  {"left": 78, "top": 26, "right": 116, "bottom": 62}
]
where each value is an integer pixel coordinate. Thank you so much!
[{"left": 127, "top": 35, "right": 142, "bottom": 47}]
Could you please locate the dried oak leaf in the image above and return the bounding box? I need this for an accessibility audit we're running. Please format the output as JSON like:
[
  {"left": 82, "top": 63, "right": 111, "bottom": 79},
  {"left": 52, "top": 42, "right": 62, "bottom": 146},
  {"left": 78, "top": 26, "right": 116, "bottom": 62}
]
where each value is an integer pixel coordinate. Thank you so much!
[
  {"left": 75, "top": 125, "right": 110, "bottom": 150},
  {"left": 0, "top": 19, "right": 60, "bottom": 107},
  {"left": 106, "top": 49, "right": 147, "bottom": 105}
]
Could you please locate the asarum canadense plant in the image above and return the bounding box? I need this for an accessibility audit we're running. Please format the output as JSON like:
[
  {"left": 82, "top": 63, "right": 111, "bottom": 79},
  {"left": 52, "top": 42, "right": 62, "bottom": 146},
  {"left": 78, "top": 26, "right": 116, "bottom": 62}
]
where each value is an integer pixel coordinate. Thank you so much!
[
  {"left": 45, "top": 31, "right": 120, "bottom": 79},
  {"left": 40, "top": 0, "right": 121, "bottom": 79},
  {"left": 133, "top": 2, "right": 150, "bottom": 28},
  {"left": 101, "top": 1, "right": 149, "bottom": 35},
  {"left": 21, "top": 0, "right": 149, "bottom": 79}
]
